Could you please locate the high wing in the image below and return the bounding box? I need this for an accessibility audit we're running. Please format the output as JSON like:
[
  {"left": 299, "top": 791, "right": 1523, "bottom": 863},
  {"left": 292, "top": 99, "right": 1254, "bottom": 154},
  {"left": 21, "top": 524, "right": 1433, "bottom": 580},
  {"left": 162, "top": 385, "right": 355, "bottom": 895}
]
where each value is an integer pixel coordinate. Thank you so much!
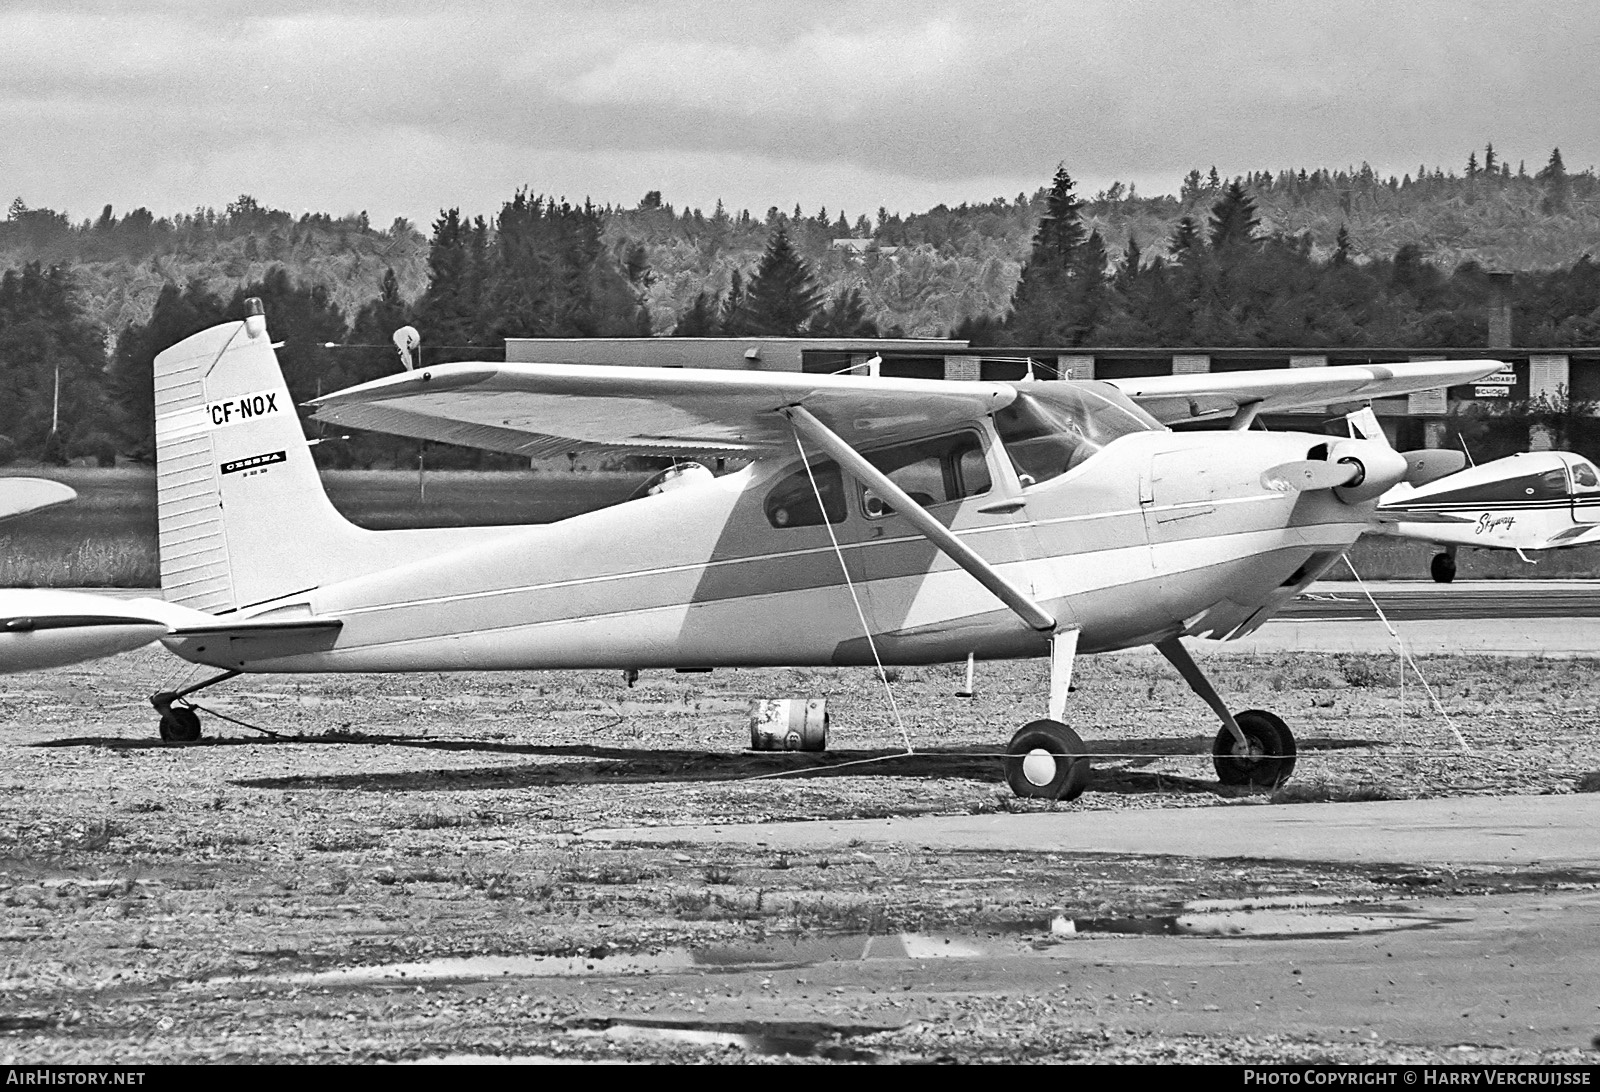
[
  {"left": 310, "top": 357, "right": 1504, "bottom": 452},
  {"left": 310, "top": 363, "right": 1018, "bottom": 458},
  {"left": 1111, "top": 360, "right": 1503, "bottom": 425}
]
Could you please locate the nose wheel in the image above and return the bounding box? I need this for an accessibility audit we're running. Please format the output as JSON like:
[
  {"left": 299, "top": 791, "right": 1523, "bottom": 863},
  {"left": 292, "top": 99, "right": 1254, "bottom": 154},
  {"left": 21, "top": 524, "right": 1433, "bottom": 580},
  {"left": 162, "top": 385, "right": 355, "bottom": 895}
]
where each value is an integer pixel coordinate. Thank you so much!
[{"left": 1005, "top": 719, "right": 1091, "bottom": 801}]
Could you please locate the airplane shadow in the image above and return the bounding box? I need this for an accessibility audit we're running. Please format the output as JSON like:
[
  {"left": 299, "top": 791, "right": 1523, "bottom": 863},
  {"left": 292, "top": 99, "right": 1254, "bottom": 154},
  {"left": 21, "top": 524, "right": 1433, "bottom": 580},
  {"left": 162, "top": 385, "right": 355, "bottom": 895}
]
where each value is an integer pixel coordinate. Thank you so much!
[
  {"left": 131, "top": 732, "right": 1379, "bottom": 796},
  {"left": 31, "top": 732, "right": 1384, "bottom": 797}
]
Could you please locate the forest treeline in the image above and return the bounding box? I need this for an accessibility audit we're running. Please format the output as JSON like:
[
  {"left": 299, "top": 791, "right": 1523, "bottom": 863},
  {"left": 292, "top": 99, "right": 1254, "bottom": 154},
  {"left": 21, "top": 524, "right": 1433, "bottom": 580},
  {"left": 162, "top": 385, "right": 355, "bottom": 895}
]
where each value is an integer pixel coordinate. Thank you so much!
[{"left": 3, "top": 148, "right": 1600, "bottom": 465}]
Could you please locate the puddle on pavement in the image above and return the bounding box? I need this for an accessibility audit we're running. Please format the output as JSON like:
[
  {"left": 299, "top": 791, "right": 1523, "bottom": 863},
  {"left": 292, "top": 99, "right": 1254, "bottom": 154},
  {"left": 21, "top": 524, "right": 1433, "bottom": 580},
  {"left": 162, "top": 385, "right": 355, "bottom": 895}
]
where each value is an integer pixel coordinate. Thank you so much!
[
  {"left": 241, "top": 933, "right": 985, "bottom": 987},
  {"left": 570, "top": 1019, "right": 880, "bottom": 1060},
  {"left": 404, "top": 1020, "right": 882, "bottom": 1062},
  {"left": 1057, "top": 893, "right": 1451, "bottom": 939},
  {"left": 223, "top": 895, "right": 1449, "bottom": 990}
]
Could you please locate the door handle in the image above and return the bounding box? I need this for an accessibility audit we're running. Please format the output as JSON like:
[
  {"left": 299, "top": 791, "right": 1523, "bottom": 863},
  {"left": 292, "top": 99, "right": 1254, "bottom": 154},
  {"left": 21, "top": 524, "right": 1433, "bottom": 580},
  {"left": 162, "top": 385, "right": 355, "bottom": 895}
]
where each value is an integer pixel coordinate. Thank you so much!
[{"left": 977, "top": 499, "right": 1027, "bottom": 514}]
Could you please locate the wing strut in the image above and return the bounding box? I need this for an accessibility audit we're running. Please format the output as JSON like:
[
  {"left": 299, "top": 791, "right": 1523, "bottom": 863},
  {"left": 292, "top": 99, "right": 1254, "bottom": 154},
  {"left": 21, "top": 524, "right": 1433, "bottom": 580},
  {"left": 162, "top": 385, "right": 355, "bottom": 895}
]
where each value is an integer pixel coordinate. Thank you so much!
[{"left": 783, "top": 405, "right": 1056, "bottom": 633}]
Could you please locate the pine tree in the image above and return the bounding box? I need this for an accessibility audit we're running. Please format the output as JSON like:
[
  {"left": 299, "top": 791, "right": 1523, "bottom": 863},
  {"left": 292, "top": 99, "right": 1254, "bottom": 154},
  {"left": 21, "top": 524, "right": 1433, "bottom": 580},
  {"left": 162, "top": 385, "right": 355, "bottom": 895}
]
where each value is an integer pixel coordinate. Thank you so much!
[
  {"left": 1538, "top": 148, "right": 1571, "bottom": 213},
  {"left": 1332, "top": 224, "right": 1352, "bottom": 266},
  {"left": 1169, "top": 216, "right": 1202, "bottom": 260},
  {"left": 738, "top": 228, "right": 823, "bottom": 336},
  {"left": 413, "top": 209, "right": 483, "bottom": 354},
  {"left": 807, "top": 287, "right": 878, "bottom": 337},
  {"left": 0, "top": 263, "right": 111, "bottom": 462},
  {"left": 108, "top": 280, "right": 230, "bottom": 458},
  {"left": 1208, "top": 181, "right": 1261, "bottom": 251},
  {"left": 1003, "top": 166, "right": 1104, "bottom": 344},
  {"left": 672, "top": 291, "right": 722, "bottom": 336}
]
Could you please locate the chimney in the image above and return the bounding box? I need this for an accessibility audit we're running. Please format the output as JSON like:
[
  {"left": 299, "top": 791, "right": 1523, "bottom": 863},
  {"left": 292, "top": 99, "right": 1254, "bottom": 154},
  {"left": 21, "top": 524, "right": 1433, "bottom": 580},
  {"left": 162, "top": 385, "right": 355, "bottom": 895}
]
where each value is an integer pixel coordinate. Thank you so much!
[{"left": 1487, "top": 271, "right": 1513, "bottom": 348}]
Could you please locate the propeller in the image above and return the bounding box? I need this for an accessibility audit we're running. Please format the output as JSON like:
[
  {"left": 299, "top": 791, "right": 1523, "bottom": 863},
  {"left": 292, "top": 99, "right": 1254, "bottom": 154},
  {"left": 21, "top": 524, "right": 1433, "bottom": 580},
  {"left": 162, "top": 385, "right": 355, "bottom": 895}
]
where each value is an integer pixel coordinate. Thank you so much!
[{"left": 1261, "top": 438, "right": 1410, "bottom": 504}]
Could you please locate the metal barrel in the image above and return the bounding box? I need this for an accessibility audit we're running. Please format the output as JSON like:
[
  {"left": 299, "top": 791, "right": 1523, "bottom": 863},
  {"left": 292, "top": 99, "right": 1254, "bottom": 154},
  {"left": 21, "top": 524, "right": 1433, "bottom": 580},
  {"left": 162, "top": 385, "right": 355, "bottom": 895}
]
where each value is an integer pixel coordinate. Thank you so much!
[{"left": 748, "top": 698, "right": 829, "bottom": 752}]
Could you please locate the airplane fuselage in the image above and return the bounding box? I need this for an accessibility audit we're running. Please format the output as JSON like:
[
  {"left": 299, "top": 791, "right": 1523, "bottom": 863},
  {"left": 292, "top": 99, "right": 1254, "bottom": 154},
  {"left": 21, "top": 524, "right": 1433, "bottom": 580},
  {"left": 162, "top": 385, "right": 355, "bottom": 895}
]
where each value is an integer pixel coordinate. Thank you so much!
[
  {"left": 163, "top": 424, "right": 1366, "bottom": 674},
  {"left": 1375, "top": 450, "right": 1600, "bottom": 553}
]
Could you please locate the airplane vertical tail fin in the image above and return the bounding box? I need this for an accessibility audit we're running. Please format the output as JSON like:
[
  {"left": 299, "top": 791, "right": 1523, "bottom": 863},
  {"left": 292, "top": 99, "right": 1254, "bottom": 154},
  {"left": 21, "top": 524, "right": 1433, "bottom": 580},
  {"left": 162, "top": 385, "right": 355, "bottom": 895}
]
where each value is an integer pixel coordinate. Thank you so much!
[{"left": 155, "top": 302, "right": 365, "bottom": 613}]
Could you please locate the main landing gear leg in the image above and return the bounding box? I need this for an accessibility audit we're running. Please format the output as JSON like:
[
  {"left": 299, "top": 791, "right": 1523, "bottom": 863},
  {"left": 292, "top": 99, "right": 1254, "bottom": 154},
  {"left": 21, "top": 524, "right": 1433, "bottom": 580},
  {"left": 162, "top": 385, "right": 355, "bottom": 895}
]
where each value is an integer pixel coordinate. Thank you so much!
[
  {"left": 1156, "top": 637, "right": 1297, "bottom": 789},
  {"left": 1005, "top": 629, "right": 1091, "bottom": 801},
  {"left": 150, "top": 670, "right": 241, "bottom": 743}
]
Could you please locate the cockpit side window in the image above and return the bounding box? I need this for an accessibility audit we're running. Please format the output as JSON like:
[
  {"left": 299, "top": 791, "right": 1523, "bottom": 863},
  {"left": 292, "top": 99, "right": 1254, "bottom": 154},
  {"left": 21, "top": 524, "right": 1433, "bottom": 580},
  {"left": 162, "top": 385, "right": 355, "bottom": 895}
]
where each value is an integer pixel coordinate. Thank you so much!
[
  {"left": 994, "top": 384, "right": 1160, "bottom": 487},
  {"left": 1573, "top": 461, "right": 1600, "bottom": 489},
  {"left": 859, "top": 432, "right": 991, "bottom": 518},
  {"left": 765, "top": 461, "right": 846, "bottom": 528},
  {"left": 1534, "top": 469, "right": 1570, "bottom": 498}
]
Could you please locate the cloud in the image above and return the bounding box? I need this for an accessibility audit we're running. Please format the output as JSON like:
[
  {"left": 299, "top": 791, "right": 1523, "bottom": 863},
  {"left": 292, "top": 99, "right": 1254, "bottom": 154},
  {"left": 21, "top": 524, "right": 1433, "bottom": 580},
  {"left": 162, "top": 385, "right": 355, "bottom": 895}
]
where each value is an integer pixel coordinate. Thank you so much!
[{"left": 2, "top": 0, "right": 1597, "bottom": 224}]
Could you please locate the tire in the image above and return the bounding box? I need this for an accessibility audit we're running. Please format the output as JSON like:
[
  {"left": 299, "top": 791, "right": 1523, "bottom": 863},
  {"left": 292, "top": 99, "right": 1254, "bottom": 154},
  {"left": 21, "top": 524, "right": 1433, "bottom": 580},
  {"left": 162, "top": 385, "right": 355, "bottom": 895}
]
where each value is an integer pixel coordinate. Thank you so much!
[
  {"left": 1005, "top": 719, "right": 1091, "bottom": 801},
  {"left": 1212, "top": 709, "right": 1296, "bottom": 788},
  {"left": 1430, "top": 552, "right": 1457, "bottom": 584},
  {"left": 158, "top": 706, "right": 202, "bottom": 743}
]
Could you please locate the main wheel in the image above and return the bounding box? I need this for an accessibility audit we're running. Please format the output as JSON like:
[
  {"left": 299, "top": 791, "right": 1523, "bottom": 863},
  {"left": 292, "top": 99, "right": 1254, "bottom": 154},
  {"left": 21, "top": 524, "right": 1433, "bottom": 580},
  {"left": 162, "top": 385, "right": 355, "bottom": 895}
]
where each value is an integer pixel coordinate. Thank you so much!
[
  {"left": 1005, "top": 719, "right": 1091, "bottom": 801},
  {"left": 158, "top": 706, "right": 202, "bottom": 743},
  {"left": 1212, "top": 709, "right": 1296, "bottom": 788},
  {"left": 1430, "top": 551, "right": 1457, "bottom": 583}
]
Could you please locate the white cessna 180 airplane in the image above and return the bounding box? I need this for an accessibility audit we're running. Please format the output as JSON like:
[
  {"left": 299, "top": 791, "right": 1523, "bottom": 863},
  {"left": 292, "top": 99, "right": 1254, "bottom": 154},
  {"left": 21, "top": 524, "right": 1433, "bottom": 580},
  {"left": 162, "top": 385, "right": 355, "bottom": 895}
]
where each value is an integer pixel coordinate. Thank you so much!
[{"left": 0, "top": 303, "right": 1501, "bottom": 798}]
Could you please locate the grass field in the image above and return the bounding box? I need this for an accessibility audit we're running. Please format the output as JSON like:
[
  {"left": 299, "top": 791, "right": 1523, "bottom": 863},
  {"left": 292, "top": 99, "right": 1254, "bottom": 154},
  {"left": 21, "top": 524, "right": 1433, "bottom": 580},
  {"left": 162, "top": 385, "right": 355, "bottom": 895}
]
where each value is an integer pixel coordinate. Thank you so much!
[{"left": 4, "top": 466, "right": 1600, "bottom": 587}]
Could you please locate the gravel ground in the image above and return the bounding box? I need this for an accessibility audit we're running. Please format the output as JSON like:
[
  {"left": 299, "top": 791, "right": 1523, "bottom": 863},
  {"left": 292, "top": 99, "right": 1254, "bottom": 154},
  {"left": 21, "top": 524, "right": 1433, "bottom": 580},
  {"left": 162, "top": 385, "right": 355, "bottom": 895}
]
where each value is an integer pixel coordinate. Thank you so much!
[{"left": 3, "top": 643, "right": 1599, "bottom": 1064}]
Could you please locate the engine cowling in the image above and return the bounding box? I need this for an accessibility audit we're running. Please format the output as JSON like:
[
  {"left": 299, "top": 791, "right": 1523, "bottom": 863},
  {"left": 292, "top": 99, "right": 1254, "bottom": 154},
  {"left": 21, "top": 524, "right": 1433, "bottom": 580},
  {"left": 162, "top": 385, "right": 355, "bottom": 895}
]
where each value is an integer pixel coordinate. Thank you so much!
[{"left": 1328, "top": 438, "right": 1411, "bottom": 505}]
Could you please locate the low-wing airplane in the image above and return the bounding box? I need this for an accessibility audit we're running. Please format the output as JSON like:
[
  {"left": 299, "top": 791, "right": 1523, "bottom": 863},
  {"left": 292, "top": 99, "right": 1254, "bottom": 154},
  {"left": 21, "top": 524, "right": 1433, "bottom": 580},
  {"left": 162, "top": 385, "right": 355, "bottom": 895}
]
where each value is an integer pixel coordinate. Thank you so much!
[
  {"left": 0, "top": 301, "right": 1501, "bottom": 798},
  {"left": 1344, "top": 408, "right": 1600, "bottom": 582},
  {"left": 1375, "top": 451, "right": 1600, "bottom": 582}
]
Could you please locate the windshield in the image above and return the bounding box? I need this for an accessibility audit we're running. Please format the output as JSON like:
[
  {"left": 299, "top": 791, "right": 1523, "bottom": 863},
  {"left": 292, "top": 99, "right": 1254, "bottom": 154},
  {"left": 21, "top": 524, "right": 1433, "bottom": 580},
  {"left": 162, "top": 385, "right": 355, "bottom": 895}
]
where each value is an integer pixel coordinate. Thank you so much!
[{"left": 994, "top": 381, "right": 1163, "bottom": 487}]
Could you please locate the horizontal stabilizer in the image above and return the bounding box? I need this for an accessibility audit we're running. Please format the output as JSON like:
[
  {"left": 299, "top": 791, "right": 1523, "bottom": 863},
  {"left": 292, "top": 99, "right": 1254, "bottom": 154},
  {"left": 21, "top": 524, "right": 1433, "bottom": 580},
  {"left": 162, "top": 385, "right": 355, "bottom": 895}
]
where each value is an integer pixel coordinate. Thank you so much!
[
  {"left": 168, "top": 617, "right": 342, "bottom": 639},
  {"left": 0, "top": 589, "right": 341, "bottom": 674}
]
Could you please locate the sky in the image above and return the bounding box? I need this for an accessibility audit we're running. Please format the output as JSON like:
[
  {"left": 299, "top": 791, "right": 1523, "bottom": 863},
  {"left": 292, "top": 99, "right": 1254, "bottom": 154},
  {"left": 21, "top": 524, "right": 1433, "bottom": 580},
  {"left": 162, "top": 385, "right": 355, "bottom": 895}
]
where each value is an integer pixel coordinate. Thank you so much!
[{"left": 3, "top": 0, "right": 1598, "bottom": 228}]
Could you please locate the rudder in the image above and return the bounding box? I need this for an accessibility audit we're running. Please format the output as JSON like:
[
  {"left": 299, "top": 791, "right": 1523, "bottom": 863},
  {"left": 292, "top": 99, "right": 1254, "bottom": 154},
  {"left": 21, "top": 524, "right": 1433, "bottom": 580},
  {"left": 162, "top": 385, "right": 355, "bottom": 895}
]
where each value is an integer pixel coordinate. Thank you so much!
[{"left": 155, "top": 302, "right": 368, "bottom": 613}]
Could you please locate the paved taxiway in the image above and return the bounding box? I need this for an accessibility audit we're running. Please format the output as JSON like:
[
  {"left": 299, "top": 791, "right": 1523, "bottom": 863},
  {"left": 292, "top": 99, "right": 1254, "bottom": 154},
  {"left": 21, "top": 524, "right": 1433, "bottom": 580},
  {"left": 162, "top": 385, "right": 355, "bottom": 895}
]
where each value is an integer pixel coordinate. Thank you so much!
[
  {"left": 584, "top": 655, "right": 1600, "bottom": 1054},
  {"left": 1242, "top": 579, "right": 1600, "bottom": 654},
  {"left": 587, "top": 790, "right": 1600, "bottom": 1053},
  {"left": 586, "top": 793, "right": 1600, "bottom": 869}
]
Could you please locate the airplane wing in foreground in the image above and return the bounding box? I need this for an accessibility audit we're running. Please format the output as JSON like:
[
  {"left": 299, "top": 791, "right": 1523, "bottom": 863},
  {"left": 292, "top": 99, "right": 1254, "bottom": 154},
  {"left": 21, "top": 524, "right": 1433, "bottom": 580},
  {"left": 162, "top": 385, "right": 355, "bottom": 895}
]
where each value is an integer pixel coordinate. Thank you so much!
[
  {"left": 1110, "top": 360, "right": 1504, "bottom": 425},
  {"left": 309, "top": 364, "right": 1018, "bottom": 458}
]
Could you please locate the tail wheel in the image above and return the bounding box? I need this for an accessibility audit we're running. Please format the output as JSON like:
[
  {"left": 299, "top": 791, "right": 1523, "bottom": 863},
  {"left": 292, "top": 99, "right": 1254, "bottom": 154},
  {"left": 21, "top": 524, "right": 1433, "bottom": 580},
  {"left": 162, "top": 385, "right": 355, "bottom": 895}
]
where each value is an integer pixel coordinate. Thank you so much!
[
  {"left": 1005, "top": 719, "right": 1091, "bottom": 801},
  {"left": 157, "top": 706, "right": 202, "bottom": 743},
  {"left": 1212, "top": 709, "right": 1296, "bottom": 788}
]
